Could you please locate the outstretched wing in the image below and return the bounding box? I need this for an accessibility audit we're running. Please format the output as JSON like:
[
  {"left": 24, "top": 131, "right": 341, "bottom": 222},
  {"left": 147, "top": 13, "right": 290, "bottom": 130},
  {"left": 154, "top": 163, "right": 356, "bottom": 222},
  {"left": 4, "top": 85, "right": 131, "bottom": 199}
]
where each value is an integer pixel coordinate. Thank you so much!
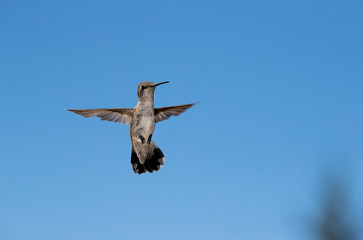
[
  {"left": 67, "top": 108, "right": 134, "bottom": 125},
  {"left": 154, "top": 103, "right": 196, "bottom": 123}
]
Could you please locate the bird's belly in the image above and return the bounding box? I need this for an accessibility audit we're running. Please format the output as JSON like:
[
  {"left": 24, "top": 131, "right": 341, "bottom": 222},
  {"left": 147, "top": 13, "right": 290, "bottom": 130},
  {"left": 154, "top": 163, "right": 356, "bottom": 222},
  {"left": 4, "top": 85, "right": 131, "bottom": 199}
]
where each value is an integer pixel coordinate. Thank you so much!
[
  {"left": 131, "top": 116, "right": 155, "bottom": 142},
  {"left": 139, "top": 116, "right": 155, "bottom": 133}
]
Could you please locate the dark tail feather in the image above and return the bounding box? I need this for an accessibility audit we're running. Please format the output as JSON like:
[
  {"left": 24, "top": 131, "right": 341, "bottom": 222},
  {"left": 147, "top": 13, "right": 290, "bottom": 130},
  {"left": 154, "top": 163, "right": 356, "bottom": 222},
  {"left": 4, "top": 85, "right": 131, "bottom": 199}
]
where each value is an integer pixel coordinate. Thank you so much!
[
  {"left": 131, "top": 140, "right": 165, "bottom": 174},
  {"left": 145, "top": 141, "right": 165, "bottom": 172},
  {"left": 131, "top": 147, "right": 146, "bottom": 174}
]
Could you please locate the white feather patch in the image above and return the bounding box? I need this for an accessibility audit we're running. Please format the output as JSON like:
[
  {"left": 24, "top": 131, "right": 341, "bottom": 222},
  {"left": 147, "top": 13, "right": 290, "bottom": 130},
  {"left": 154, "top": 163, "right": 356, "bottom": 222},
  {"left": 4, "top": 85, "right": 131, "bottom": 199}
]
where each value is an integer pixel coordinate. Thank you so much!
[{"left": 158, "top": 157, "right": 165, "bottom": 165}]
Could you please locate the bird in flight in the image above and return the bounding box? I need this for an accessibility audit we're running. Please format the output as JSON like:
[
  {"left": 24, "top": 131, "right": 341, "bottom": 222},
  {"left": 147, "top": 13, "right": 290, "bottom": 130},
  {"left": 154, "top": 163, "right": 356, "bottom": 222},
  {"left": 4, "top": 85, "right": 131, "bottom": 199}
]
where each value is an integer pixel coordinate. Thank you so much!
[{"left": 67, "top": 81, "right": 196, "bottom": 174}]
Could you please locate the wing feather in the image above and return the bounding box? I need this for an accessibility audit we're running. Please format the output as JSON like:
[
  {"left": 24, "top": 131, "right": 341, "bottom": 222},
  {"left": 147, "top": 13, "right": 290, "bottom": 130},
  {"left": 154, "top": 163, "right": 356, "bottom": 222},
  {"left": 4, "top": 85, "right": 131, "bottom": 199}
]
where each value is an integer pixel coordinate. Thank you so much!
[
  {"left": 67, "top": 108, "right": 134, "bottom": 125},
  {"left": 154, "top": 103, "right": 196, "bottom": 123}
]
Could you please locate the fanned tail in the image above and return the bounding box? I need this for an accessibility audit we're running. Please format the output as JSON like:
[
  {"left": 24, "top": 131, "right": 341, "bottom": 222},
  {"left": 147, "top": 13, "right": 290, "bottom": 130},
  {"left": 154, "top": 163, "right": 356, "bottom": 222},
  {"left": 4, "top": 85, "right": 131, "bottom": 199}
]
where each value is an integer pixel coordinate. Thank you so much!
[{"left": 131, "top": 140, "right": 165, "bottom": 174}]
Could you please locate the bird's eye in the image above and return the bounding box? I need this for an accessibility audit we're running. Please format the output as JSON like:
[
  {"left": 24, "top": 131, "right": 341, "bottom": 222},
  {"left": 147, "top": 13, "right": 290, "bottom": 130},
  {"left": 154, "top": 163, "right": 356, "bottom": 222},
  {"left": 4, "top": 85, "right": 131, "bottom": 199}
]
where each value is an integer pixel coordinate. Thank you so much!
[{"left": 141, "top": 86, "right": 146, "bottom": 90}]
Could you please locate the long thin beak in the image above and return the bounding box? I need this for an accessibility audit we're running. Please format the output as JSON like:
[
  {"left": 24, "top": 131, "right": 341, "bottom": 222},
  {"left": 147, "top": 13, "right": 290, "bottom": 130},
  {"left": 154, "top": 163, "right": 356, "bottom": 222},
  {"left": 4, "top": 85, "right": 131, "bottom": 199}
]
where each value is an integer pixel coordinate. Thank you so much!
[{"left": 153, "top": 81, "right": 169, "bottom": 87}]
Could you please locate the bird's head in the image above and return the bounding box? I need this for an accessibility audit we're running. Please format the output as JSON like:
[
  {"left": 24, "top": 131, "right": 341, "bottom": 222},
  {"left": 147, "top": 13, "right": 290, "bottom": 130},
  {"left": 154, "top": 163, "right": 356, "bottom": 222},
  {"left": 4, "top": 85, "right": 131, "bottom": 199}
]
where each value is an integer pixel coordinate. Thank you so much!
[{"left": 137, "top": 81, "right": 169, "bottom": 101}]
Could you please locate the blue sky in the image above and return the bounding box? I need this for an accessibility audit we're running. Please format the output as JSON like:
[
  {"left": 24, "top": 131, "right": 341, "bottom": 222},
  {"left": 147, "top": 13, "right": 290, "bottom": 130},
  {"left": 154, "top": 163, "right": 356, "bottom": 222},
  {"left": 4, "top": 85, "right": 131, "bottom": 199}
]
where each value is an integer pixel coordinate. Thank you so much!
[{"left": 1, "top": 0, "right": 362, "bottom": 239}]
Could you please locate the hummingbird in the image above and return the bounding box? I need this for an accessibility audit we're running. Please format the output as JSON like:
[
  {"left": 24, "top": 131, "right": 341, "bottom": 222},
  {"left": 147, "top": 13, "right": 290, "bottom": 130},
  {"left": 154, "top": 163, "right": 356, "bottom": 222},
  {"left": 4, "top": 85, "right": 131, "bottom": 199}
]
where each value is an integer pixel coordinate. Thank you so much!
[{"left": 67, "top": 81, "right": 196, "bottom": 174}]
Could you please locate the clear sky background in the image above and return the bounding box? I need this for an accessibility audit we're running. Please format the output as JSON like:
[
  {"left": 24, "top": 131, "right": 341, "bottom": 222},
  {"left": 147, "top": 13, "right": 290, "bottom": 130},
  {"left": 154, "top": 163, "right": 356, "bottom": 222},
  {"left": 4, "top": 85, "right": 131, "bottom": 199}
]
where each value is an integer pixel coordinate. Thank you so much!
[{"left": 1, "top": 0, "right": 362, "bottom": 239}]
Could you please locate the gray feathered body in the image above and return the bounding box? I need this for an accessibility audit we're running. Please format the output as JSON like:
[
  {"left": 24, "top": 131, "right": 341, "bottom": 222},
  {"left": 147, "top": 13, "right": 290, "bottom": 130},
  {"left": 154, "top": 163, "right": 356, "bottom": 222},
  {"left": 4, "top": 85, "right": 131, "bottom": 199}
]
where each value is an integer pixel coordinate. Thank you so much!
[
  {"left": 130, "top": 101, "right": 156, "bottom": 162},
  {"left": 129, "top": 83, "right": 165, "bottom": 174}
]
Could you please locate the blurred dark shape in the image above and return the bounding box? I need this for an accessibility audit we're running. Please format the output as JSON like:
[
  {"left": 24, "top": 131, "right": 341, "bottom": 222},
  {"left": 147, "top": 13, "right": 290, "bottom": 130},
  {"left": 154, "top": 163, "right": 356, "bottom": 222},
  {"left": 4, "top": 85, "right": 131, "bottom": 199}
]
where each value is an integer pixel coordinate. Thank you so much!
[{"left": 313, "top": 178, "right": 358, "bottom": 240}]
